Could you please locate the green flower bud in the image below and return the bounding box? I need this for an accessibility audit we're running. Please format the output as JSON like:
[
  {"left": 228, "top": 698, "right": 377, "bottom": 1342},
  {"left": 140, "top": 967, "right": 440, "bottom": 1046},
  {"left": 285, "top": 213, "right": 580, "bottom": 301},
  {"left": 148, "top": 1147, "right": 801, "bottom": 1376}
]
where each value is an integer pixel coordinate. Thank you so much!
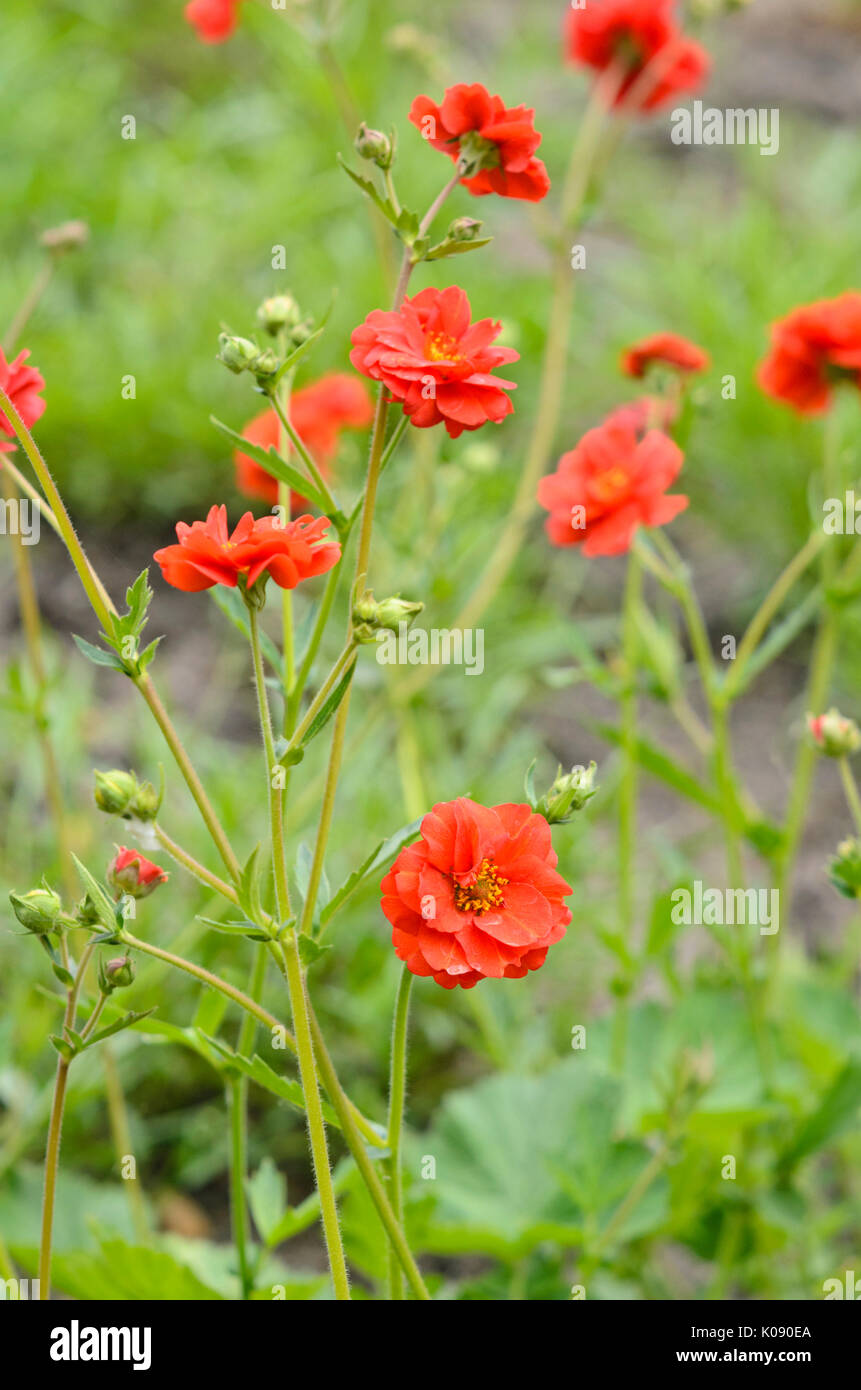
[
  {"left": 216, "top": 333, "right": 262, "bottom": 375},
  {"left": 352, "top": 589, "right": 425, "bottom": 643},
  {"left": 256, "top": 294, "right": 301, "bottom": 336},
  {"left": 94, "top": 769, "right": 138, "bottom": 817},
  {"left": 446, "top": 216, "right": 483, "bottom": 244},
  {"left": 99, "top": 955, "right": 136, "bottom": 992},
  {"left": 537, "top": 762, "right": 598, "bottom": 824},
  {"left": 807, "top": 709, "right": 861, "bottom": 758},
  {"left": 828, "top": 837, "right": 861, "bottom": 900},
  {"left": 10, "top": 884, "right": 63, "bottom": 934},
  {"left": 75, "top": 891, "right": 103, "bottom": 927},
  {"left": 354, "top": 123, "right": 394, "bottom": 170}
]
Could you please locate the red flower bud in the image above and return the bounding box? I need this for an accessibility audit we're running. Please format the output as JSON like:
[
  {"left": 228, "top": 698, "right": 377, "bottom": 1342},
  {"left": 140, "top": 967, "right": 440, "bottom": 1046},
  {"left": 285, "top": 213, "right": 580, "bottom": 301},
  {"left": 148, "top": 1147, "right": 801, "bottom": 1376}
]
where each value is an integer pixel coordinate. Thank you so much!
[{"left": 107, "top": 847, "right": 168, "bottom": 900}]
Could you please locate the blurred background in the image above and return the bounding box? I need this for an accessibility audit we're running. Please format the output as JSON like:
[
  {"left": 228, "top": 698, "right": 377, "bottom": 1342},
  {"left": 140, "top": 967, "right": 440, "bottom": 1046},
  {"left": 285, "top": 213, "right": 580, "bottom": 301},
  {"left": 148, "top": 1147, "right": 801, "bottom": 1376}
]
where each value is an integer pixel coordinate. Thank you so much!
[{"left": 1, "top": 0, "right": 860, "bottom": 1300}]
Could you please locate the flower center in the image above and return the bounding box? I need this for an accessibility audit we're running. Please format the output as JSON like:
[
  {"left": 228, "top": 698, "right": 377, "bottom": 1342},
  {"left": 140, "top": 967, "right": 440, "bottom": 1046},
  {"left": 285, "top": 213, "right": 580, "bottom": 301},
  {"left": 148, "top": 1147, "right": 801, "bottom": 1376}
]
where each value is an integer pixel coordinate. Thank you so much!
[
  {"left": 425, "top": 331, "right": 464, "bottom": 364},
  {"left": 589, "top": 466, "right": 630, "bottom": 505},
  {"left": 453, "top": 858, "right": 509, "bottom": 915}
]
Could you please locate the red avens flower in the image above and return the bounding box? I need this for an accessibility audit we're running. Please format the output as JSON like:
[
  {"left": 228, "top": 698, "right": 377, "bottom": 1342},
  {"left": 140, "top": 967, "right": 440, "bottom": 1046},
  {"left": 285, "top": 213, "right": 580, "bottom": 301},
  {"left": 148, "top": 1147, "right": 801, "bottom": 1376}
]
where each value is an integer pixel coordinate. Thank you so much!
[
  {"left": 756, "top": 292, "right": 861, "bottom": 415},
  {"left": 603, "top": 395, "right": 678, "bottom": 437},
  {"left": 408, "top": 83, "right": 550, "bottom": 202},
  {"left": 153, "top": 505, "right": 341, "bottom": 593},
  {"left": 0, "top": 349, "right": 46, "bottom": 454},
  {"left": 185, "top": 0, "right": 240, "bottom": 43},
  {"left": 234, "top": 373, "right": 374, "bottom": 507},
  {"left": 565, "top": 0, "right": 710, "bottom": 113},
  {"left": 350, "top": 286, "right": 519, "bottom": 438},
  {"left": 537, "top": 419, "right": 687, "bottom": 557},
  {"left": 107, "top": 847, "right": 168, "bottom": 900},
  {"left": 381, "top": 798, "right": 572, "bottom": 989},
  {"left": 621, "top": 332, "right": 710, "bottom": 379}
]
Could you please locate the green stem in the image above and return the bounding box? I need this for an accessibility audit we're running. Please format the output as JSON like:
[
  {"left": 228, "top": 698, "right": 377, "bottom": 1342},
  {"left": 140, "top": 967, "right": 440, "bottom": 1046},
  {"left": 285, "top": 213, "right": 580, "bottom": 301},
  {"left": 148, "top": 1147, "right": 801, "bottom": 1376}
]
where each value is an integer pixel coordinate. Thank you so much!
[
  {"left": 309, "top": 1010, "right": 430, "bottom": 1301},
  {"left": 153, "top": 823, "right": 240, "bottom": 904},
  {"left": 611, "top": 549, "right": 641, "bottom": 1074},
  {"left": 726, "top": 530, "right": 824, "bottom": 699},
  {"left": 386, "top": 966, "right": 413, "bottom": 1300},
  {"left": 839, "top": 758, "right": 861, "bottom": 836},
  {"left": 38, "top": 1055, "right": 69, "bottom": 1299},
  {"left": 101, "top": 1045, "right": 149, "bottom": 1243},
  {"left": 229, "top": 943, "right": 267, "bottom": 1300}
]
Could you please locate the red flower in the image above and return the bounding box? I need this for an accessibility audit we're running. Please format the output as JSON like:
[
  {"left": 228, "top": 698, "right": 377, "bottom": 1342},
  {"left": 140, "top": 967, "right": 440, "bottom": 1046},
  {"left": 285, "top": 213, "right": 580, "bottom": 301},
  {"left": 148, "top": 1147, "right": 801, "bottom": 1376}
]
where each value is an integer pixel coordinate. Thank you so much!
[
  {"left": 408, "top": 83, "right": 550, "bottom": 202},
  {"left": 185, "top": 0, "right": 240, "bottom": 43},
  {"left": 234, "top": 373, "right": 374, "bottom": 507},
  {"left": 756, "top": 292, "right": 861, "bottom": 415},
  {"left": 537, "top": 419, "right": 687, "bottom": 557},
  {"left": 350, "top": 286, "right": 519, "bottom": 438},
  {"left": 381, "top": 798, "right": 572, "bottom": 989},
  {"left": 0, "top": 349, "right": 46, "bottom": 454},
  {"left": 153, "top": 505, "right": 341, "bottom": 593},
  {"left": 621, "top": 332, "right": 710, "bottom": 379},
  {"left": 565, "top": 0, "right": 710, "bottom": 113},
  {"left": 107, "top": 847, "right": 168, "bottom": 900}
]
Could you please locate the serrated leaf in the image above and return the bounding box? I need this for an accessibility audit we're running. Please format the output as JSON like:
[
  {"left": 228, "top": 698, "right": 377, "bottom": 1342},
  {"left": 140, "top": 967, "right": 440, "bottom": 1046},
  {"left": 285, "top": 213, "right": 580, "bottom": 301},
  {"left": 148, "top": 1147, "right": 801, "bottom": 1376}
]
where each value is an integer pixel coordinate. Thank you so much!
[
  {"left": 298, "top": 935, "right": 332, "bottom": 969},
  {"left": 246, "top": 1158, "right": 288, "bottom": 1245},
  {"left": 202, "top": 1038, "right": 340, "bottom": 1130},
  {"left": 209, "top": 416, "right": 331, "bottom": 514}
]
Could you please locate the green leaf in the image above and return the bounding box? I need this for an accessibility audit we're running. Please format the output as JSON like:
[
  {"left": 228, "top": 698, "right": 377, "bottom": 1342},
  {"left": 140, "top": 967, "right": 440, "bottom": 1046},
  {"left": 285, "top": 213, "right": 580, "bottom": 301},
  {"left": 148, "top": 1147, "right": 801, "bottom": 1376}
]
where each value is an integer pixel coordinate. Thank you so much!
[
  {"left": 425, "top": 236, "right": 493, "bottom": 261},
  {"left": 588, "top": 721, "right": 723, "bottom": 818},
  {"left": 49, "top": 1034, "right": 75, "bottom": 1061},
  {"left": 236, "top": 843, "right": 266, "bottom": 926},
  {"left": 79, "top": 1008, "right": 157, "bottom": 1051},
  {"left": 209, "top": 415, "right": 331, "bottom": 514},
  {"left": 299, "top": 660, "right": 356, "bottom": 748},
  {"left": 780, "top": 1062, "right": 861, "bottom": 1172},
  {"left": 202, "top": 1039, "right": 340, "bottom": 1130},
  {"left": 71, "top": 634, "right": 127, "bottom": 674},
  {"left": 48, "top": 1238, "right": 225, "bottom": 1300},
  {"left": 265, "top": 1159, "right": 355, "bottom": 1248},
  {"left": 70, "top": 855, "right": 117, "bottom": 930},
  {"left": 731, "top": 587, "right": 821, "bottom": 697},
  {"left": 196, "top": 915, "right": 271, "bottom": 942},
  {"left": 246, "top": 1158, "right": 288, "bottom": 1245},
  {"left": 319, "top": 817, "right": 423, "bottom": 929}
]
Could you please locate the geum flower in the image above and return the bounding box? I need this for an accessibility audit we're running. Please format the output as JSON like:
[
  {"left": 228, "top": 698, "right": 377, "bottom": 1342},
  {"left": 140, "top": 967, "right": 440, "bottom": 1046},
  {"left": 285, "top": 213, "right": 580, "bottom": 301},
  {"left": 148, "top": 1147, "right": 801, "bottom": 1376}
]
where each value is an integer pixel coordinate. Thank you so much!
[
  {"left": 381, "top": 798, "right": 572, "bottom": 989},
  {"left": 408, "top": 82, "right": 550, "bottom": 201},
  {"left": 0, "top": 348, "right": 46, "bottom": 453},
  {"left": 185, "top": 0, "right": 241, "bottom": 43},
  {"left": 153, "top": 505, "right": 341, "bottom": 593},
  {"left": 564, "top": 0, "right": 710, "bottom": 113},
  {"left": 350, "top": 285, "right": 518, "bottom": 438},
  {"left": 537, "top": 418, "right": 687, "bottom": 557},
  {"left": 621, "top": 332, "right": 710, "bottom": 379},
  {"left": 756, "top": 292, "right": 861, "bottom": 414},
  {"left": 234, "top": 373, "right": 374, "bottom": 508}
]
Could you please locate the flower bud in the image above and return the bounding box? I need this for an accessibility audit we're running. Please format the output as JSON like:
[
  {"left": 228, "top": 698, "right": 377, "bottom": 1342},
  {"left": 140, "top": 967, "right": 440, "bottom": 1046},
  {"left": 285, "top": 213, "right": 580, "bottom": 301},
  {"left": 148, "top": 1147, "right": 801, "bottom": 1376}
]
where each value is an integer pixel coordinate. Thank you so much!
[
  {"left": 354, "top": 122, "right": 394, "bottom": 170},
  {"left": 216, "top": 333, "right": 262, "bottom": 375},
  {"left": 107, "top": 847, "right": 168, "bottom": 900},
  {"left": 446, "top": 216, "right": 483, "bottom": 244},
  {"left": 94, "top": 769, "right": 160, "bottom": 822},
  {"left": 807, "top": 708, "right": 861, "bottom": 758},
  {"left": 352, "top": 588, "right": 424, "bottom": 643},
  {"left": 39, "top": 219, "right": 90, "bottom": 253},
  {"left": 75, "top": 891, "right": 103, "bottom": 927},
  {"left": 256, "top": 294, "right": 301, "bottom": 337},
  {"left": 10, "top": 883, "right": 63, "bottom": 934},
  {"left": 828, "top": 837, "right": 861, "bottom": 900},
  {"left": 99, "top": 955, "right": 136, "bottom": 992},
  {"left": 537, "top": 762, "right": 598, "bottom": 823}
]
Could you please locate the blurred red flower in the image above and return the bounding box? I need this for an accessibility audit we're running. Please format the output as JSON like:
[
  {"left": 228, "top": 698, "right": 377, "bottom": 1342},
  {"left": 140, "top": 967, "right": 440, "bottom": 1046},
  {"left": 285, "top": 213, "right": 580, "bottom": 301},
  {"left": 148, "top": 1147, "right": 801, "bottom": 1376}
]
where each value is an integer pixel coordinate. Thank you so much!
[
  {"left": 621, "top": 332, "right": 710, "bottom": 378},
  {"left": 0, "top": 349, "right": 46, "bottom": 453},
  {"left": 757, "top": 292, "right": 861, "bottom": 414},
  {"left": 565, "top": 0, "right": 710, "bottom": 113},
  {"left": 603, "top": 396, "right": 678, "bottom": 436},
  {"left": 234, "top": 373, "right": 374, "bottom": 508},
  {"left": 408, "top": 83, "right": 550, "bottom": 202},
  {"left": 350, "top": 285, "right": 519, "bottom": 438},
  {"left": 381, "top": 797, "right": 572, "bottom": 989},
  {"left": 153, "top": 505, "right": 340, "bottom": 593},
  {"left": 185, "top": 0, "right": 240, "bottom": 43},
  {"left": 537, "top": 419, "right": 687, "bottom": 556},
  {"left": 108, "top": 847, "right": 168, "bottom": 900}
]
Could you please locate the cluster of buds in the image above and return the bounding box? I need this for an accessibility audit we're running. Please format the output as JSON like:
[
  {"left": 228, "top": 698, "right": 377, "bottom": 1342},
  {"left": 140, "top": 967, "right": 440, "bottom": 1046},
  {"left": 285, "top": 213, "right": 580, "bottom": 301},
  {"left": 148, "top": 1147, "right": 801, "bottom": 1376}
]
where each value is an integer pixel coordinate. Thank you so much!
[
  {"left": 98, "top": 954, "right": 136, "bottom": 994},
  {"left": 217, "top": 332, "right": 280, "bottom": 386},
  {"left": 354, "top": 122, "right": 394, "bottom": 171},
  {"left": 255, "top": 293, "right": 314, "bottom": 349},
  {"left": 536, "top": 763, "right": 598, "bottom": 824},
  {"left": 828, "top": 837, "right": 861, "bottom": 900},
  {"left": 9, "top": 882, "right": 63, "bottom": 935},
  {"left": 39, "top": 219, "right": 90, "bottom": 254},
  {"left": 807, "top": 709, "right": 861, "bottom": 759},
  {"left": 107, "top": 847, "right": 169, "bottom": 901},
  {"left": 94, "top": 769, "right": 160, "bottom": 822},
  {"left": 352, "top": 589, "right": 424, "bottom": 644}
]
